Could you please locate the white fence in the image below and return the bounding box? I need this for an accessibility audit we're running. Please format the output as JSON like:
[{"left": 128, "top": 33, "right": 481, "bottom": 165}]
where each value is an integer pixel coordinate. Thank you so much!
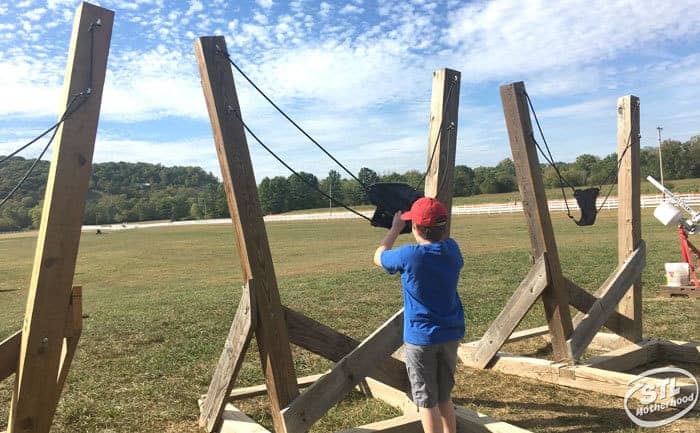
[
  {"left": 81, "top": 194, "right": 700, "bottom": 231},
  {"left": 452, "top": 194, "right": 700, "bottom": 216}
]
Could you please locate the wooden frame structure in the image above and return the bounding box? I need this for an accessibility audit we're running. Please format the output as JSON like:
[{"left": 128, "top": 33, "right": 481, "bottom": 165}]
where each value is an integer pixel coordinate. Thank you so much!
[
  {"left": 194, "top": 36, "right": 531, "bottom": 433},
  {"left": 0, "top": 3, "right": 113, "bottom": 433},
  {"left": 459, "top": 81, "right": 699, "bottom": 413}
]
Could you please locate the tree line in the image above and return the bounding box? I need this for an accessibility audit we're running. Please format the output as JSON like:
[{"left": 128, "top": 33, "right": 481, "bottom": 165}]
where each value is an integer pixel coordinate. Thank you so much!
[{"left": 0, "top": 136, "right": 697, "bottom": 232}]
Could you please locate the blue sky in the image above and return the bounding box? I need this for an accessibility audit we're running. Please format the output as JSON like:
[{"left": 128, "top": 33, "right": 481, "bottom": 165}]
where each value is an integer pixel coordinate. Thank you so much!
[{"left": 0, "top": 0, "right": 699, "bottom": 181}]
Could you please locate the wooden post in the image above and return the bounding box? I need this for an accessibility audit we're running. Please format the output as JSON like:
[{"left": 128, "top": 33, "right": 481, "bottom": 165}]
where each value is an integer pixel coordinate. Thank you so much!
[
  {"left": 200, "top": 283, "right": 256, "bottom": 432},
  {"left": 424, "top": 68, "right": 460, "bottom": 234},
  {"left": 194, "top": 36, "right": 299, "bottom": 433},
  {"left": 500, "top": 82, "right": 573, "bottom": 362},
  {"left": 8, "top": 4, "right": 113, "bottom": 433},
  {"left": 616, "top": 95, "right": 642, "bottom": 342}
]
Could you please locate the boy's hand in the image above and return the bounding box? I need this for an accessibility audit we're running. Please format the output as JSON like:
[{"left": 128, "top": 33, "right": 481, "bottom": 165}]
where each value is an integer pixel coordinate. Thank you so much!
[{"left": 390, "top": 211, "right": 406, "bottom": 233}]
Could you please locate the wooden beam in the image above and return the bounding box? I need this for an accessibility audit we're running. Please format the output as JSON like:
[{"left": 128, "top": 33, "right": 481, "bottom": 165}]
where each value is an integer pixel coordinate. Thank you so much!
[
  {"left": 49, "top": 286, "right": 84, "bottom": 422},
  {"left": 657, "top": 340, "right": 699, "bottom": 364},
  {"left": 506, "top": 326, "right": 549, "bottom": 343},
  {"left": 424, "top": 68, "right": 460, "bottom": 235},
  {"left": 9, "top": 5, "right": 113, "bottom": 433},
  {"left": 284, "top": 307, "right": 409, "bottom": 392},
  {"left": 567, "top": 278, "right": 635, "bottom": 335},
  {"left": 500, "top": 82, "right": 573, "bottom": 362},
  {"left": 336, "top": 415, "right": 422, "bottom": 433},
  {"left": 363, "top": 378, "right": 415, "bottom": 414},
  {"left": 616, "top": 95, "right": 642, "bottom": 341},
  {"left": 226, "top": 374, "right": 324, "bottom": 402},
  {"left": 282, "top": 310, "right": 404, "bottom": 433},
  {"left": 568, "top": 242, "right": 646, "bottom": 359},
  {"left": 467, "top": 254, "right": 549, "bottom": 368},
  {"left": 200, "top": 283, "right": 256, "bottom": 432},
  {"left": 585, "top": 340, "right": 659, "bottom": 371},
  {"left": 199, "top": 400, "right": 272, "bottom": 433},
  {"left": 194, "top": 36, "right": 299, "bottom": 432},
  {"left": 458, "top": 345, "right": 699, "bottom": 412},
  {"left": 0, "top": 331, "right": 21, "bottom": 383},
  {"left": 455, "top": 406, "right": 533, "bottom": 433}
]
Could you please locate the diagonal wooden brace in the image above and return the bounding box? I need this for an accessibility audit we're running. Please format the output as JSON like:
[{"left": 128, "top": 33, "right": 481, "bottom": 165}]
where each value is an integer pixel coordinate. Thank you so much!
[
  {"left": 200, "top": 281, "right": 256, "bottom": 433},
  {"left": 284, "top": 306, "right": 409, "bottom": 392},
  {"left": 0, "top": 331, "right": 21, "bottom": 383},
  {"left": 566, "top": 278, "right": 636, "bottom": 335},
  {"left": 282, "top": 310, "right": 404, "bottom": 433},
  {"left": 568, "top": 241, "right": 646, "bottom": 360},
  {"left": 466, "top": 253, "right": 550, "bottom": 369}
]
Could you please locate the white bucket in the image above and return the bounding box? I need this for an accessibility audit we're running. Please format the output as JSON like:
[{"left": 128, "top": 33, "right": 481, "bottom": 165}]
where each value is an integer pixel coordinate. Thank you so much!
[
  {"left": 654, "top": 202, "right": 682, "bottom": 227},
  {"left": 665, "top": 262, "right": 689, "bottom": 287}
]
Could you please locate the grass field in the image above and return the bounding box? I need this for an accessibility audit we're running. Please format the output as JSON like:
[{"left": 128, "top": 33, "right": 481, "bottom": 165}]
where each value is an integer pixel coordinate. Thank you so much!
[{"left": 0, "top": 209, "right": 698, "bottom": 432}]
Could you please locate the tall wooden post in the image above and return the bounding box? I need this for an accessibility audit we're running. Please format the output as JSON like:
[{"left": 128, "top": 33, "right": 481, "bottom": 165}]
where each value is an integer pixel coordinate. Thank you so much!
[
  {"left": 500, "top": 82, "right": 573, "bottom": 362},
  {"left": 616, "top": 96, "right": 642, "bottom": 342},
  {"left": 424, "top": 69, "right": 460, "bottom": 234},
  {"left": 194, "top": 36, "right": 299, "bottom": 433},
  {"left": 8, "top": 3, "right": 113, "bottom": 433}
]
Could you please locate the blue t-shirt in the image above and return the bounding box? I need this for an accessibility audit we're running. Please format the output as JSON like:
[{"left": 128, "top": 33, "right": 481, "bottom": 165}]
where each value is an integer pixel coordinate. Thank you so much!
[{"left": 381, "top": 238, "right": 465, "bottom": 345}]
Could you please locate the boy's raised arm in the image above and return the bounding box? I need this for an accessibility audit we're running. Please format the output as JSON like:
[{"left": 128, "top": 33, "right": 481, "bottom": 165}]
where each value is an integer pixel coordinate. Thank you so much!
[{"left": 373, "top": 211, "right": 406, "bottom": 267}]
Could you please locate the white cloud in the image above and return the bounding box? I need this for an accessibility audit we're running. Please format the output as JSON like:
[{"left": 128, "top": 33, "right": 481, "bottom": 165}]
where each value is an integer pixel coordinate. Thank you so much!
[
  {"left": 186, "top": 0, "right": 204, "bottom": 16},
  {"left": 319, "top": 2, "right": 331, "bottom": 17},
  {"left": 24, "top": 7, "right": 47, "bottom": 21},
  {"left": 256, "top": 0, "right": 274, "bottom": 9},
  {"left": 339, "top": 4, "right": 363, "bottom": 15}
]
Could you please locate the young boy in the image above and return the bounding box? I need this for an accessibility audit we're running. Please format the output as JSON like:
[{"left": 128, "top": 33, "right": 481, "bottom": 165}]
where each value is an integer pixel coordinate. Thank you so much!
[{"left": 373, "top": 197, "right": 464, "bottom": 433}]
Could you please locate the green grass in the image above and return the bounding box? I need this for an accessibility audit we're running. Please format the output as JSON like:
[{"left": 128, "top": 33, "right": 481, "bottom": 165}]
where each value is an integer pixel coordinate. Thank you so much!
[{"left": 0, "top": 210, "right": 698, "bottom": 432}]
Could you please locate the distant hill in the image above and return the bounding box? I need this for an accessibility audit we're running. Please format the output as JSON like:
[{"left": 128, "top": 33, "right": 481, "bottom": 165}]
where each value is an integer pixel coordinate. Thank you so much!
[{"left": 0, "top": 159, "right": 227, "bottom": 231}]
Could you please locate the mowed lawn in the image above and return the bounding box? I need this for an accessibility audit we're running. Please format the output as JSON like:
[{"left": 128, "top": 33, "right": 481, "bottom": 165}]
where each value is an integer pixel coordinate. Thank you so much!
[{"left": 0, "top": 210, "right": 698, "bottom": 432}]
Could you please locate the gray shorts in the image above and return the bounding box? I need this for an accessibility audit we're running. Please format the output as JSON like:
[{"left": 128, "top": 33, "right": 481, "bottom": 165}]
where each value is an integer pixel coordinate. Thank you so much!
[{"left": 404, "top": 340, "right": 459, "bottom": 408}]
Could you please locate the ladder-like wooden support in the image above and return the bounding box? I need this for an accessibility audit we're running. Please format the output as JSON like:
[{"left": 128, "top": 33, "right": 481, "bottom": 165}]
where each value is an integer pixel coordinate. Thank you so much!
[{"left": 3, "top": 4, "right": 113, "bottom": 433}]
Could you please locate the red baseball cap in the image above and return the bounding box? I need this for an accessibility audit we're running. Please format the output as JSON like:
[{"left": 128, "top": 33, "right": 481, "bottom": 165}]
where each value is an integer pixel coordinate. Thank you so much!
[{"left": 400, "top": 197, "right": 448, "bottom": 227}]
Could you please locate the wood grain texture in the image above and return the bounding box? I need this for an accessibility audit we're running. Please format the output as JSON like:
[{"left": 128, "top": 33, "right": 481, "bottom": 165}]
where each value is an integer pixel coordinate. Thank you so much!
[
  {"left": 194, "top": 36, "right": 299, "bottom": 432},
  {"left": 584, "top": 340, "right": 658, "bottom": 371},
  {"left": 616, "top": 95, "right": 642, "bottom": 342},
  {"left": 9, "top": 5, "right": 113, "bottom": 433},
  {"left": 568, "top": 242, "right": 646, "bottom": 359},
  {"left": 657, "top": 340, "right": 699, "bottom": 364},
  {"left": 200, "top": 283, "right": 256, "bottom": 432},
  {"left": 50, "top": 286, "right": 83, "bottom": 421},
  {"left": 0, "top": 331, "right": 21, "bottom": 383},
  {"left": 284, "top": 307, "right": 409, "bottom": 392},
  {"left": 199, "top": 400, "right": 272, "bottom": 433},
  {"left": 424, "top": 69, "right": 461, "bottom": 235},
  {"left": 282, "top": 310, "right": 404, "bottom": 433},
  {"left": 227, "top": 374, "right": 323, "bottom": 402},
  {"left": 335, "top": 415, "right": 421, "bottom": 433},
  {"left": 499, "top": 82, "right": 573, "bottom": 362},
  {"left": 469, "top": 255, "right": 549, "bottom": 368},
  {"left": 566, "top": 278, "right": 635, "bottom": 334}
]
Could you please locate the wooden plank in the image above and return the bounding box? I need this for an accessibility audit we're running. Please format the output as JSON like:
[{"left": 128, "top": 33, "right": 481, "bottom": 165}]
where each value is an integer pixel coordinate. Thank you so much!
[
  {"left": 9, "top": 5, "right": 113, "bottom": 433},
  {"left": 455, "top": 406, "right": 533, "bottom": 433},
  {"left": 506, "top": 326, "right": 549, "bottom": 343},
  {"left": 616, "top": 95, "right": 643, "bottom": 341},
  {"left": 584, "top": 340, "right": 659, "bottom": 371},
  {"left": 363, "top": 378, "right": 414, "bottom": 414},
  {"left": 657, "top": 340, "right": 699, "bottom": 364},
  {"left": 336, "top": 415, "right": 422, "bottom": 433},
  {"left": 568, "top": 242, "right": 646, "bottom": 359},
  {"left": 199, "top": 400, "right": 271, "bottom": 433},
  {"left": 226, "top": 374, "right": 324, "bottom": 402},
  {"left": 50, "top": 286, "right": 84, "bottom": 422},
  {"left": 500, "top": 81, "right": 573, "bottom": 362},
  {"left": 567, "top": 278, "right": 635, "bottom": 335},
  {"left": 459, "top": 345, "right": 699, "bottom": 413},
  {"left": 660, "top": 285, "right": 700, "bottom": 298},
  {"left": 284, "top": 307, "right": 409, "bottom": 392},
  {"left": 194, "top": 36, "right": 299, "bottom": 433},
  {"left": 282, "top": 310, "right": 405, "bottom": 433},
  {"left": 0, "top": 331, "right": 21, "bottom": 382},
  {"left": 585, "top": 332, "right": 630, "bottom": 352},
  {"left": 200, "top": 283, "right": 256, "bottom": 432},
  {"left": 424, "top": 68, "right": 461, "bottom": 235},
  {"left": 468, "top": 254, "right": 549, "bottom": 368}
]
